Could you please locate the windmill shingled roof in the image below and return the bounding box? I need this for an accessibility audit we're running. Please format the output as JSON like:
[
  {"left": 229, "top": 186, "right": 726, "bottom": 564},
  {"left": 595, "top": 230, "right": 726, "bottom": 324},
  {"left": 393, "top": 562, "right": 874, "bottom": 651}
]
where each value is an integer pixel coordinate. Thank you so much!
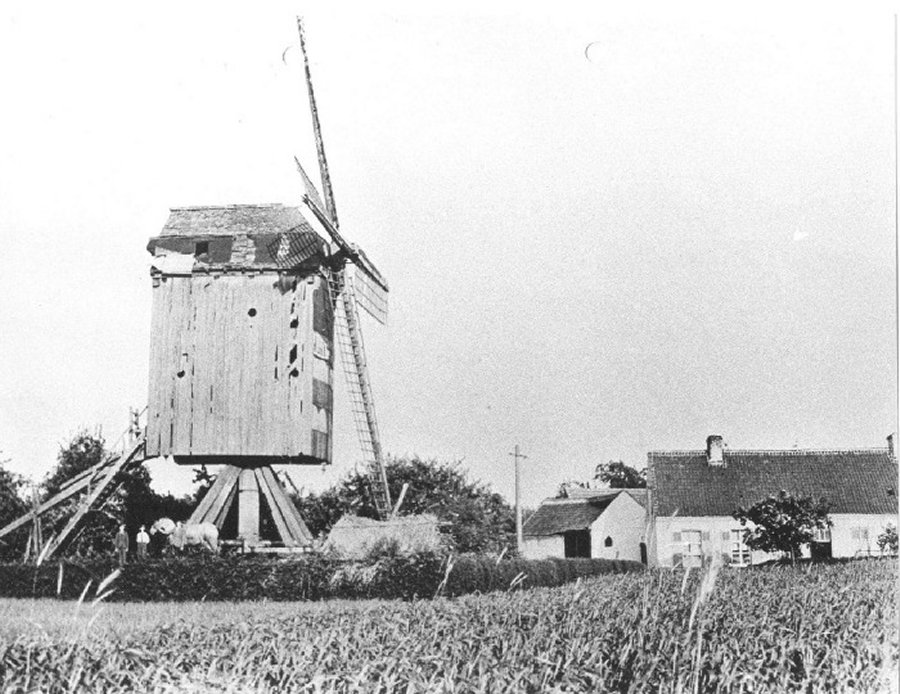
[
  {"left": 160, "top": 204, "right": 318, "bottom": 237},
  {"left": 648, "top": 448, "right": 898, "bottom": 517},
  {"left": 148, "top": 204, "right": 328, "bottom": 272}
]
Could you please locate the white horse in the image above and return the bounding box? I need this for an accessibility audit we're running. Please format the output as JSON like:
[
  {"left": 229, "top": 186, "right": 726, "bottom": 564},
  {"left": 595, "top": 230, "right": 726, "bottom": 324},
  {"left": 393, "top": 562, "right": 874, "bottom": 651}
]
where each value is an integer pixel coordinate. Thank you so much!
[{"left": 150, "top": 517, "right": 219, "bottom": 553}]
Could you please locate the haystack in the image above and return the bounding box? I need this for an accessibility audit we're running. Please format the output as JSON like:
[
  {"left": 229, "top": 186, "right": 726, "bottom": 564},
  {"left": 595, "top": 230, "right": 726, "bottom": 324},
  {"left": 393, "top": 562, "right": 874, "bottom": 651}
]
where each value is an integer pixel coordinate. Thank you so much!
[{"left": 323, "top": 514, "right": 443, "bottom": 559}]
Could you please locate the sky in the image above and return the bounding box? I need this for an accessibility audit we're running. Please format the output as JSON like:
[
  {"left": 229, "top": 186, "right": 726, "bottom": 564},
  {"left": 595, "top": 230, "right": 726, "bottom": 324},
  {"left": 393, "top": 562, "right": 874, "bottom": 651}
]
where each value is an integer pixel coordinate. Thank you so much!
[{"left": 0, "top": 2, "right": 896, "bottom": 510}]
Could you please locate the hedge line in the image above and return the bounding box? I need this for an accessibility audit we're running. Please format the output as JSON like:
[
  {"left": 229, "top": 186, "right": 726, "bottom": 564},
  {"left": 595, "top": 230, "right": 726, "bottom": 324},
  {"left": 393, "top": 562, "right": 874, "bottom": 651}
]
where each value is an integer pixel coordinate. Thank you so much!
[{"left": 0, "top": 554, "right": 642, "bottom": 602}]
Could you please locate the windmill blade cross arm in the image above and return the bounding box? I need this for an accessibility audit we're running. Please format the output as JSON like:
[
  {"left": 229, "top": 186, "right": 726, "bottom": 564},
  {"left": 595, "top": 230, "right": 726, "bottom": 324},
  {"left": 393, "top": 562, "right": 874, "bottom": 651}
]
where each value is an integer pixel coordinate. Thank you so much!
[{"left": 299, "top": 189, "right": 389, "bottom": 293}]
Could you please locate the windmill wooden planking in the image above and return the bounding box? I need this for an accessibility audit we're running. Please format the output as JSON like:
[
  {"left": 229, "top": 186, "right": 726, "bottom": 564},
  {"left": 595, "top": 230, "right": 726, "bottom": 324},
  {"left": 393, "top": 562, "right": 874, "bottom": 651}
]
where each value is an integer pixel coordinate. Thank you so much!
[{"left": 145, "top": 204, "right": 334, "bottom": 466}]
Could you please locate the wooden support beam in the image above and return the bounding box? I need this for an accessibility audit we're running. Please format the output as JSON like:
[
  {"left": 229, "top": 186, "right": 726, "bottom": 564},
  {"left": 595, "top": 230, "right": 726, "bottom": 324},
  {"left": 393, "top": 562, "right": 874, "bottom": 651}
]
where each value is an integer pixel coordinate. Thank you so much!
[
  {"left": 255, "top": 468, "right": 295, "bottom": 547},
  {"left": 260, "top": 467, "right": 312, "bottom": 544},
  {"left": 45, "top": 439, "right": 145, "bottom": 559},
  {"left": 237, "top": 469, "right": 260, "bottom": 544},
  {"left": 212, "top": 478, "right": 238, "bottom": 529},
  {"left": 189, "top": 466, "right": 240, "bottom": 525},
  {"left": 392, "top": 483, "right": 409, "bottom": 517},
  {"left": 0, "top": 457, "right": 114, "bottom": 540}
]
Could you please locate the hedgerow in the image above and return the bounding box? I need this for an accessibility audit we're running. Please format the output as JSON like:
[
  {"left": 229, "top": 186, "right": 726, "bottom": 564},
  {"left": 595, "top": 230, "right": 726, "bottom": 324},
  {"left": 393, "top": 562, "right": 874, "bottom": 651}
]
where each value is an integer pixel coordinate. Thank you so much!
[{"left": 0, "top": 553, "right": 641, "bottom": 602}]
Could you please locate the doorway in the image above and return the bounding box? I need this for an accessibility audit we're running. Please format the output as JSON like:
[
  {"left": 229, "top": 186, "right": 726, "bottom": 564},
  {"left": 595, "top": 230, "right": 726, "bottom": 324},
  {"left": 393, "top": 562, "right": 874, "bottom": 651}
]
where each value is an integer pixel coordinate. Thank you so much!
[{"left": 563, "top": 529, "right": 591, "bottom": 558}]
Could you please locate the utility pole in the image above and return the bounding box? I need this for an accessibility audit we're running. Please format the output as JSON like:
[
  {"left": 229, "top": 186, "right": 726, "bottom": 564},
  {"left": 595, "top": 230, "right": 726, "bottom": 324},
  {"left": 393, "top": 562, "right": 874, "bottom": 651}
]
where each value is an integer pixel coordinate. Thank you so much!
[{"left": 509, "top": 445, "right": 528, "bottom": 554}]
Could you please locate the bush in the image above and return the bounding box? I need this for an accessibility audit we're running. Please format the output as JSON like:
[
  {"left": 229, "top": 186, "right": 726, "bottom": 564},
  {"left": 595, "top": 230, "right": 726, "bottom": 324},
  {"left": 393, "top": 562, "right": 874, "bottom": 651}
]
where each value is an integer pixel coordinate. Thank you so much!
[{"left": 0, "top": 554, "right": 643, "bottom": 602}]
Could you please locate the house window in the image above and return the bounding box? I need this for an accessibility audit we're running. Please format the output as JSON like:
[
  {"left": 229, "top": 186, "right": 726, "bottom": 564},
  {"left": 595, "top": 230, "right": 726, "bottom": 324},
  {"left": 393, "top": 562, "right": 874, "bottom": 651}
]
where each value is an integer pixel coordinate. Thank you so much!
[
  {"left": 682, "top": 530, "right": 703, "bottom": 567},
  {"left": 812, "top": 527, "right": 832, "bottom": 543},
  {"left": 604, "top": 536, "right": 613, "bottom": 547},
  {"left": 850, "top": 527, "right": 869, "bottom": 543},
  {"left": 730, "top": 529, "right": 751, "bottom": 565}
]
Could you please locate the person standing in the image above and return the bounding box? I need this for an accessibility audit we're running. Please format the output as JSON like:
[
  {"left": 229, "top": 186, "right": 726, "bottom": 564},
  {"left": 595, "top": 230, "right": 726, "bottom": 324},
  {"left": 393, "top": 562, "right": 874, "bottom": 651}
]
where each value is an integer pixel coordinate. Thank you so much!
[
  {"left": 136, "top": 525, "right": 150, "bottom": 561},
  {"left": 114, "top": 524, "right": 129, "bottom": 566}
]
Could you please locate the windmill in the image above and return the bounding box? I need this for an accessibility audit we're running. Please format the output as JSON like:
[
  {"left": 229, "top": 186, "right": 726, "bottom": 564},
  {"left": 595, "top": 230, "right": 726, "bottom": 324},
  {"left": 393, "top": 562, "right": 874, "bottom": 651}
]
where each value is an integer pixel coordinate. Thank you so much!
[
  {"left": 137, "top": 16, "right": 396, "bottom": 546},
  {"left": 0, "top": 18, "right": 395, "bottom": 558}
]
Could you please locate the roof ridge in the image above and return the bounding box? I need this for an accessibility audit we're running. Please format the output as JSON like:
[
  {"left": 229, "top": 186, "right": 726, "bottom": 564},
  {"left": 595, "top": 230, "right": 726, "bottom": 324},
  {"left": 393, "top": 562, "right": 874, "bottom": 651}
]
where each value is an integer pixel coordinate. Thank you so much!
[
  {"left": 539, "top": 495, "right": 615, "bottom": 504},
  {"left": 650, "top": 447, "right": 891, "bottom": 457},
  {"left": 169, "top": 203, "right": 288, "bottom": 211}
]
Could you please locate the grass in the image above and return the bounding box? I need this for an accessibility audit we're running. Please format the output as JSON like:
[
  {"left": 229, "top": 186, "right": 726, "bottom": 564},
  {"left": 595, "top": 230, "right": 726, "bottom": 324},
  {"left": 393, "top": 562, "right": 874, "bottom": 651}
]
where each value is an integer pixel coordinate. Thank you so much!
[{"left": 1, "top": 558, "right": 896, "bottom": 693}]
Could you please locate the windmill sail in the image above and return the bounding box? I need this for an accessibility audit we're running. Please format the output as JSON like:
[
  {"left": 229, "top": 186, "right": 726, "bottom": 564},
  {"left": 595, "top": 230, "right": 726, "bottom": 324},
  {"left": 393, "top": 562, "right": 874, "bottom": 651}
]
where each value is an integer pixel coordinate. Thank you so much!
[
  {"left": 296, "top": 16, "right": 393, "bottom": 518},
  {"left": 294, "top": 156, "right": 327, "bottom": 218},
  {"left": 348, "top": 263, "right": 388, "bottom": 325}
]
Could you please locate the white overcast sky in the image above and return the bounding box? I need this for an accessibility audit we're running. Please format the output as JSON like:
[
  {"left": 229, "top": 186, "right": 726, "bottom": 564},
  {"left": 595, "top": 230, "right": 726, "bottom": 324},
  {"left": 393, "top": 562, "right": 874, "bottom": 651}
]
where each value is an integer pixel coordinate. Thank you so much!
[{"left": 0, "top": 1, "right": 896, "bottom": 509}]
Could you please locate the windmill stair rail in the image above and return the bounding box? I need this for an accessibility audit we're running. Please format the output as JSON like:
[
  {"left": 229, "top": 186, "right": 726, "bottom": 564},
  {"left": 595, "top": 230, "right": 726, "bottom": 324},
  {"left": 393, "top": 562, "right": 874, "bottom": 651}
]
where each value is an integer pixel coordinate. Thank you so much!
[{"left": 0, "top": 438, "right": 146, "bottom": 560}]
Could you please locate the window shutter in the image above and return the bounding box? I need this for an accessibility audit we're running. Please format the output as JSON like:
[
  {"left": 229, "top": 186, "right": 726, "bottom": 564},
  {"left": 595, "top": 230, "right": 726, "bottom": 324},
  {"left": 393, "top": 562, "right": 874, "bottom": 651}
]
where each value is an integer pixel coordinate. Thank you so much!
[
  {"left": 673, "top": 553, "right": 683, "bottom": 566},
  {"left": 701, "top": 531, "right": 711, "bottom": 541},
  {"left": 721, "top": 531, "right": 730, "bottom": 541},
  {"left": 672, "top": 532, "right": 682, "bottom": 543}
]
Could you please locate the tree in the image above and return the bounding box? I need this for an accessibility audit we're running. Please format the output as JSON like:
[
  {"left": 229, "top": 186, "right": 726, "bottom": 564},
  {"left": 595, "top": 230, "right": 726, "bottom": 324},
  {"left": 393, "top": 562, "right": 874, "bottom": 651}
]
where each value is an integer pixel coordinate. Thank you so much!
[
  {"left": 877, "top": 525, "right": 898, "bottom": 555},
  {"left": 593, "top": 461, "right": 647, "bottom": 489},
  {"left": 733, "top": 490, "right": 832, "bottom": 563},
  {"left": 0, "top": 454, "right": 29, "bottom": 560},
  {"left": 297, "top": 456, "right": 516, "bottom": 554},
  {"left": 43, "top": 430, "right": 106, "bottom": 497},
  {"left": 39, "top": 430, "right": 114, "bottom": 556}
]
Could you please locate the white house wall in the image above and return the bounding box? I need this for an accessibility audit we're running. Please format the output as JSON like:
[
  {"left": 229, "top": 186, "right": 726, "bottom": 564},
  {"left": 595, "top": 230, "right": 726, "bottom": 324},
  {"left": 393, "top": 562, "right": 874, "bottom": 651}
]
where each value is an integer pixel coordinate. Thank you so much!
[
  {"left": 590, "top": 493, "right": 647, "bottom": 562},
  {"left": 829, "top": 514, "right": 896, "bottom": 557},
  {"left": 652, "top": 514, "right": 898, "bottom": 567},
  {"left": 521, "top": 534, "right": 564, "bottom": 560}
]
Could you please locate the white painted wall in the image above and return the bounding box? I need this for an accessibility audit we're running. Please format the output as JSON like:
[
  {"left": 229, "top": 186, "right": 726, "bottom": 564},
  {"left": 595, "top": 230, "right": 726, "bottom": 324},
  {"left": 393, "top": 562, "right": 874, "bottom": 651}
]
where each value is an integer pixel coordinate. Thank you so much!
[
  {"left": 521, "top": 534, "right": 564, "bottom": 560},
  {"left": 522, "top": 492, "right": 649, "bottom": 561},
  {"left": 652, "top": 513, "right": 898, "bottom": 567},
  {"left": 589, "top": 493, "right": 647, "bottom": 562},
  {"left": 830, "top": 514, "right": 896, "bottom": 557}
]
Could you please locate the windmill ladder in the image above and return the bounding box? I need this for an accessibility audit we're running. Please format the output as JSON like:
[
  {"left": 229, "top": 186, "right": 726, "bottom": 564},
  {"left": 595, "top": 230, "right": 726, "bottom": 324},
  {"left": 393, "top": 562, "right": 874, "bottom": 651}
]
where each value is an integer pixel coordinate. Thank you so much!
[{"left": 327, "top": 269, "right": 392, "bottom": 519}]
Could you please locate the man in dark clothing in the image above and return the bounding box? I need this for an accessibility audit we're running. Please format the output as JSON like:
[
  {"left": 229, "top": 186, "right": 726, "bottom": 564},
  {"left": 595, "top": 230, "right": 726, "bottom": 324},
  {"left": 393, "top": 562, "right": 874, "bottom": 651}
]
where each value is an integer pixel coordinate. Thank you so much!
[{"left": 114, "top": 524, "right": 129, "bottom": 566}]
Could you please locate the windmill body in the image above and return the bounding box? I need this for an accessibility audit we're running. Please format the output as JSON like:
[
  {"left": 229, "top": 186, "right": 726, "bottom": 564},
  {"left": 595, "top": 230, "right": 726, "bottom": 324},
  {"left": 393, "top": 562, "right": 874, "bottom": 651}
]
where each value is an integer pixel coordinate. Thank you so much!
[
  {"left": 145, "top": 203, "right": 338, "bottom": 548},
  {"left": 146, "top": 203, "right": 334, "bottom": 467}
]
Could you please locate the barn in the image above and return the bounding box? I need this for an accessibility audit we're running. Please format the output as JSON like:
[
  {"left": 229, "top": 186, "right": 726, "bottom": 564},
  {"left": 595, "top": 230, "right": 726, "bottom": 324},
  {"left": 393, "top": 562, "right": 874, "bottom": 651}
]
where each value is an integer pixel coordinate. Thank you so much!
[
  {"left": 647, "top": 435, "right": 899, "bottom": 567},
  {"left": 522, "top": 489, "right": 648, "bottom": 563}
]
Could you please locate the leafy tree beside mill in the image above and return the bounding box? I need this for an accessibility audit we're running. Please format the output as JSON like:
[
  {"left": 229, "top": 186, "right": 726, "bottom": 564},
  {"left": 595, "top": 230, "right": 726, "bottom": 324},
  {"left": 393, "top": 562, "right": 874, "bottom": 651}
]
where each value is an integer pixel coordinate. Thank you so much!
[
  {"left": 298, "top": 456, "right": 516, "bottom": 554},
  {"left": 0, "top": 454, "right": 29, "bottom": 560},
  {"left": 734, "top": 490, "right": 832, "bottom": 564}
]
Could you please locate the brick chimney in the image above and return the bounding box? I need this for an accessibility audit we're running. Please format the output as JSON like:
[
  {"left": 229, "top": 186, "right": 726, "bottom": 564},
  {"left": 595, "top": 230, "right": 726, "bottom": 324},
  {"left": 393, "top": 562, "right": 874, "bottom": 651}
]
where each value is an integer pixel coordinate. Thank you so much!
[
  {"left": 888, "top": 433, "right": 895, "bottom": 460},
  {"left": 706, "top": 435, "right": 725, "bottom": 466}
]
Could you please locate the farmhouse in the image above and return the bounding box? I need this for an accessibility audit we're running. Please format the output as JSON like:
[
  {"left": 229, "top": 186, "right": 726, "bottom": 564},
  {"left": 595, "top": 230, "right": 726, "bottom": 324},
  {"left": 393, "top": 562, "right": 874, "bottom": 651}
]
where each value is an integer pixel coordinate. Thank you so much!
[
  {"left": 647, "top": 435, "right": 899, "bottom": 567},
  {"left": 522, "top": 489, "right": 648, "bottom": 563}
]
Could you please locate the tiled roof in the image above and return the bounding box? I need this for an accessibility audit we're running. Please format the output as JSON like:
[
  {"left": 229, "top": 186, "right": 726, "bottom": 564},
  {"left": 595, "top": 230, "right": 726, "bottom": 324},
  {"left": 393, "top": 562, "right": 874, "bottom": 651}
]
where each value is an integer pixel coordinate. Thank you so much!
[
  {"left": 523, "top": 489, "right": 652, "bottom": 536},
  {"left": 159, "top": 204, "right": 317, "bottom": 237},
  {"left": 147, "top": 204, "right": 327, "bottom": 272},
  {"left": 648, "top": 448, "right": 898, "bottom": 517}
]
